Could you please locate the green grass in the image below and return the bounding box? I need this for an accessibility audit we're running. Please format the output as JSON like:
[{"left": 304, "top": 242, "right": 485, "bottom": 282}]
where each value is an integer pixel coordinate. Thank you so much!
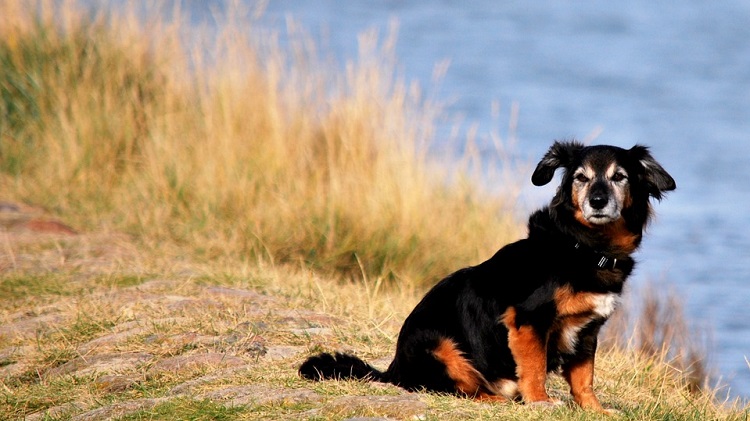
[
  {"left": 118, "top": 399, "right": 248, "bottom": 421},
  {"left": 0, "top": 274, "right": 69, "bottom": 299}
]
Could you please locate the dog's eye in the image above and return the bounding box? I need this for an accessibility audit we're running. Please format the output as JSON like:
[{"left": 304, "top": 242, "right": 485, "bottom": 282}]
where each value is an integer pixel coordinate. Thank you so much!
[
  {"left": 611, "top": 172, "right": 627, "bottom": 182},
  {"left": 574, "top": 173, "right": 590, "bottom": 183}
]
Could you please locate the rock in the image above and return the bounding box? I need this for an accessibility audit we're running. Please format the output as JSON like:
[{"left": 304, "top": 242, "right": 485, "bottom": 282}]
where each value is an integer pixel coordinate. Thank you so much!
[
  {"left": 94, "top": 374, "right": 139, "bottom": 392},
  {"left": 0, "top": 313, "right": 65, "bottom": 340},
  {"left": 0, "top": 202, "right": 21, "bottom": 212},
  {"left": 316, "top": 395, "right": 428, "bottom": 420},
  {"left": 71, "top": 397, "right": 170, "bottom": 421},
  {"left": 289, "top": 327, "right": 333, "bottom": 336},
  {"left": 144, "top": 331, "right": 219, "bottom": 351},
  {"left": 23, "top": 219, "right": 77, "bottom": 235},
  {"left": 164, "top": 297, "right": 224, "bottom": 312},
  {"left": 200, "top": 384, "right": 323, "bottom": 407},
  {"left": 244, "top": 339, "right": 268, "bottom": 359},
  {"left": 77, "top": 327, "right": 148, "bottom": 354},
  {"left": 26, "top": 401, "right": 88, "bottom": 421},
  {"left": 148, "top": 352, "right": 245, "bottom": 375},
  {"left": 45, "top": 353, "right": 154, "bottom": 378},
  {"left": 262, "top": 345, "right": 305, "bottom": 361},
  {"left": 0, "top": 202, "right": 76, "bottom": 235},
  {"left": 0, "top": 345, "right": 32, "bottom": 378},
  {"left": 0, "top": 345, "right": 29, "bottom": 360},
  {"left": 0, "top": 361, "right": 27, "bottom": 378},
  {"left": 205, "top": 286, "right": 278, "bottom": 304},
  {"left": 343, "top": 418, "right": 399, "bottom": 421},
  {"left": 274, "top": 308, "right": 342, "bottom": 326},
  {"left": 234, "top": 320, "right": 269, "bottom": 333}
]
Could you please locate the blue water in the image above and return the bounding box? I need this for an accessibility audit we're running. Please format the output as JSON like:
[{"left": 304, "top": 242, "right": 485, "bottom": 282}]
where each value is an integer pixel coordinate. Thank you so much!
[{"left": 140, "top": 1, "right": 750, "bottom": 399}]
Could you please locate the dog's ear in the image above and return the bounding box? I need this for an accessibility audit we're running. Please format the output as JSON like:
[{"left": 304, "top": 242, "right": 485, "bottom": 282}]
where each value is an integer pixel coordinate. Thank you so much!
[
  {"left": 629, "top": 145, "right": 676, "bottom": 199},
  {"left": 531, "top": 141, "right": 584, "bottom": 186}
]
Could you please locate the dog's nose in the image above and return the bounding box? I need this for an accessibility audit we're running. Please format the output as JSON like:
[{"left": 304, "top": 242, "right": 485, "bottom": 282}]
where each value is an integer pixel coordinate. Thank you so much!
[{"left": 589, "top": 195, "right": 608, "bottom": 210}]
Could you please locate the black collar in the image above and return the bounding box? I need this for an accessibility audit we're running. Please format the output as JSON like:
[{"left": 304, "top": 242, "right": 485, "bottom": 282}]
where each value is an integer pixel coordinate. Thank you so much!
[{"left": 574, "top": 242, "right": 619, "bottom": 270}]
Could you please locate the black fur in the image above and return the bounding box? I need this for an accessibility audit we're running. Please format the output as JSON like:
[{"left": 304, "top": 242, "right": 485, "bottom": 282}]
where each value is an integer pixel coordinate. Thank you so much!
[
  {"left": 299, "top": 352, "right": 386, "bottom": 382},
  {"left": 299, "top": 141, "right": 675, "bottom": 408}
]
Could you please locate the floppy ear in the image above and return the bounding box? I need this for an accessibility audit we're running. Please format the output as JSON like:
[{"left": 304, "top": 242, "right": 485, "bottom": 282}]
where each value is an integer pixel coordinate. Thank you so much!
[
  {"left": 531, "top": 140, "right": 584, "bottom": 186},
  {"left": 629, "top": 145, "right": 676, "bottom": 199}
]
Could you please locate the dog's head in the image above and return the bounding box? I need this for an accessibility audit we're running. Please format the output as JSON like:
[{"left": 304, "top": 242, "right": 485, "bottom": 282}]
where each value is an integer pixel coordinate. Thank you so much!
[{"left": 531, "top": 141, "right": 675, "bottom": 228}]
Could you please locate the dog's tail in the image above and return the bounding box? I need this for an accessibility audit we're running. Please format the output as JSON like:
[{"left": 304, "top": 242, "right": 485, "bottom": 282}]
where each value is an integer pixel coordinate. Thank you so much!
[{"left": 299, "top": 352, "right": 388, "bottom": 383}]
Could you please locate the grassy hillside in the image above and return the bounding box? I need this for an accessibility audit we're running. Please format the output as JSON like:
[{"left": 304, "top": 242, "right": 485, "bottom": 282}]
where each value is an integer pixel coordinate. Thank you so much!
[
  {"left": 0, "top": 227, "right": 745, "bottom": 420},
  {"left": 0, "top": 0, "right": 519, "bottom": 286},
  {"left": 0, "top": 1, "right": 746, "bottom": 420}
]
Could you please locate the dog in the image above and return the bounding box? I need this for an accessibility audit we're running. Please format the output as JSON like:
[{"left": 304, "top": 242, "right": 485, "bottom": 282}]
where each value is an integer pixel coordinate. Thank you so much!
[{"left": 299, "top": 141, "right": 675, "bottom": 412}]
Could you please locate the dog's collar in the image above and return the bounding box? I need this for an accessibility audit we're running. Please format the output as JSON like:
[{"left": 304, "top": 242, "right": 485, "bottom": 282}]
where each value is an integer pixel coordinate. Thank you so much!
[{"left": 574, "top": 242, "right": 619, "bottom": 270}]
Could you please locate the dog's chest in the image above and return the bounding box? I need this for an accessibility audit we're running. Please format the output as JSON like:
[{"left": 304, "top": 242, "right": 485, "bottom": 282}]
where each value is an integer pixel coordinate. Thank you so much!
[
  {"left": 553, "top": 287, "right": 620, "bottom": 354},
  {"left": 587, "top": 293, "right": 619, "bottom": 318}
]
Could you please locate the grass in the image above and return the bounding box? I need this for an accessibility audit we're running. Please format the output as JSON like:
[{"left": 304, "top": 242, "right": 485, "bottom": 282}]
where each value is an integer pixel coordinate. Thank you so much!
[
  {"left": 0, "top": 0, "right": 520, "bottom": 286},
  {"left": 601, "top": 283, "right": 714, "bottom": 394},
  {"left": 118, "top": 399, "right": 247, "bottom": 420},
  {"left": 0, "top": 252, "right": 746, "bottom": 420},
  {"left": 0, "top": 1, "right": 747, "bottom": 420}
]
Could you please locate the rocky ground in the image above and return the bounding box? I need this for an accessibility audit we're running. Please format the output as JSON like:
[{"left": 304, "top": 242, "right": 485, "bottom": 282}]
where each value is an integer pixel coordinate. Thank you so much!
[{"left": 0, "top": 201, "right": 431, "bottom": 420}]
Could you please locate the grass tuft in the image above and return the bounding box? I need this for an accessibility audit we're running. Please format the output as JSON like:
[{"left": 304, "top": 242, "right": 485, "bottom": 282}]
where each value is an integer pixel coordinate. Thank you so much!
[
  {"left": 602, "top": 284, "right": 713, "bottom": 395},
  {"left": 117, "top": 398, "right": 248, "bottom": 420}
]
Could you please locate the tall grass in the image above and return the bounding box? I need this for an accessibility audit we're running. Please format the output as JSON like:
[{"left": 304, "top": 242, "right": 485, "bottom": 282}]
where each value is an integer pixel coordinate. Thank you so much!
[
  {"left": 0, "top": 0, "right": 520, "bottom": 285},
  {"left": 601, "top": 284, "right": 713, "bottom": 395}
]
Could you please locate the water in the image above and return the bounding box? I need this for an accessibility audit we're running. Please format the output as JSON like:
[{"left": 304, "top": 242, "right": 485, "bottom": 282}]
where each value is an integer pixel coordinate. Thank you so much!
[{"left": 177, "top": 1, "right": 750, "bottom": 399}]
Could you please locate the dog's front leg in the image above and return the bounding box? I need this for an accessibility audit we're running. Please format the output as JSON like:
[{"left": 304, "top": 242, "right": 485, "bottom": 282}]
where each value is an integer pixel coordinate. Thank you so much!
[
  {"left": 563, "top": 351, "right": 622, "bottom": 415},
  {"left": 503, "top": 308, "right": 551, "bottom": 403},
  {"left": 563, "top": 356, "right": 603, "bottom": 410},
  {"left": 562, "top": 332, "right": 619, "bottom": 414}
]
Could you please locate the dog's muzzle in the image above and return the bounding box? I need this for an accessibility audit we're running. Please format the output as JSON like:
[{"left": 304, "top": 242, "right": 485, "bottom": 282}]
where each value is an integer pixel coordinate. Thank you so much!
[{"left": 582, "top": 184, "right": 619, "bottom": 224}]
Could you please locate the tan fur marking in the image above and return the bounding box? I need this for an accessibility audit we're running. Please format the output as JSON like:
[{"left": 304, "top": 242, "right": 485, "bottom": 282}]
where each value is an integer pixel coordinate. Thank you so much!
[
  {"left": 501, "top": 306, "right": 518, "bottom": 329},
  {"left": 432, "top": 338, "right": 483, "bottom": 396},
  {"left": 554, "top": 285, "right": 598, "bottom": 316},
  {"left": 553, "top": 286, "right": 619, "bottom": 353},
  {"left": 563, "top": 357, "right": 603, "bottom": 411},
  {"left": 622, "top": 186, "right": 633, "bottom": 209},
  {"left": 501, "top": 307, "right": 551, "bottom": 403},
  {"left": 571, "top": 181, "right": 595, "bottom": 228},
  {"left": 602, "top": 218, "right": 640, "bottom": 253},
  {"left": 555, "top": 285, "right": 618, "bottom": 318}
]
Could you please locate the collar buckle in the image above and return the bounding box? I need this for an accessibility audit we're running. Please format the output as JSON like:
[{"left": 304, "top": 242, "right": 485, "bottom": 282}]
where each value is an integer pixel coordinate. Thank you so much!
[{"left": 575, "top": 242, "right": 618, "bottom": 270}]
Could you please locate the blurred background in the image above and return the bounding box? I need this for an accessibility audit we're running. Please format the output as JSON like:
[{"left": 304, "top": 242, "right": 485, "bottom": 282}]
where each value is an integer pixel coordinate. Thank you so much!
[{"left": 130, "top": 0, "right": 750, "bottom": 398}]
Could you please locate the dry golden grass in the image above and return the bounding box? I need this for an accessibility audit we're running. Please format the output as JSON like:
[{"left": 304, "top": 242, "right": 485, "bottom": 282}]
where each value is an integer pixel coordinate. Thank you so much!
[
  {"left": 0, "top": 0, "right": 520, "bottom": 287},
  {"left": 601, "top": 284, "right": 714, "bottom": 395}
]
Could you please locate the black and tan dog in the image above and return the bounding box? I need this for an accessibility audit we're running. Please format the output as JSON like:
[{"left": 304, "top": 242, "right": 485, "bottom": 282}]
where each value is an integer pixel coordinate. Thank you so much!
[{"left": 299, "top": 141, "right": 675, "bottom": 412}]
